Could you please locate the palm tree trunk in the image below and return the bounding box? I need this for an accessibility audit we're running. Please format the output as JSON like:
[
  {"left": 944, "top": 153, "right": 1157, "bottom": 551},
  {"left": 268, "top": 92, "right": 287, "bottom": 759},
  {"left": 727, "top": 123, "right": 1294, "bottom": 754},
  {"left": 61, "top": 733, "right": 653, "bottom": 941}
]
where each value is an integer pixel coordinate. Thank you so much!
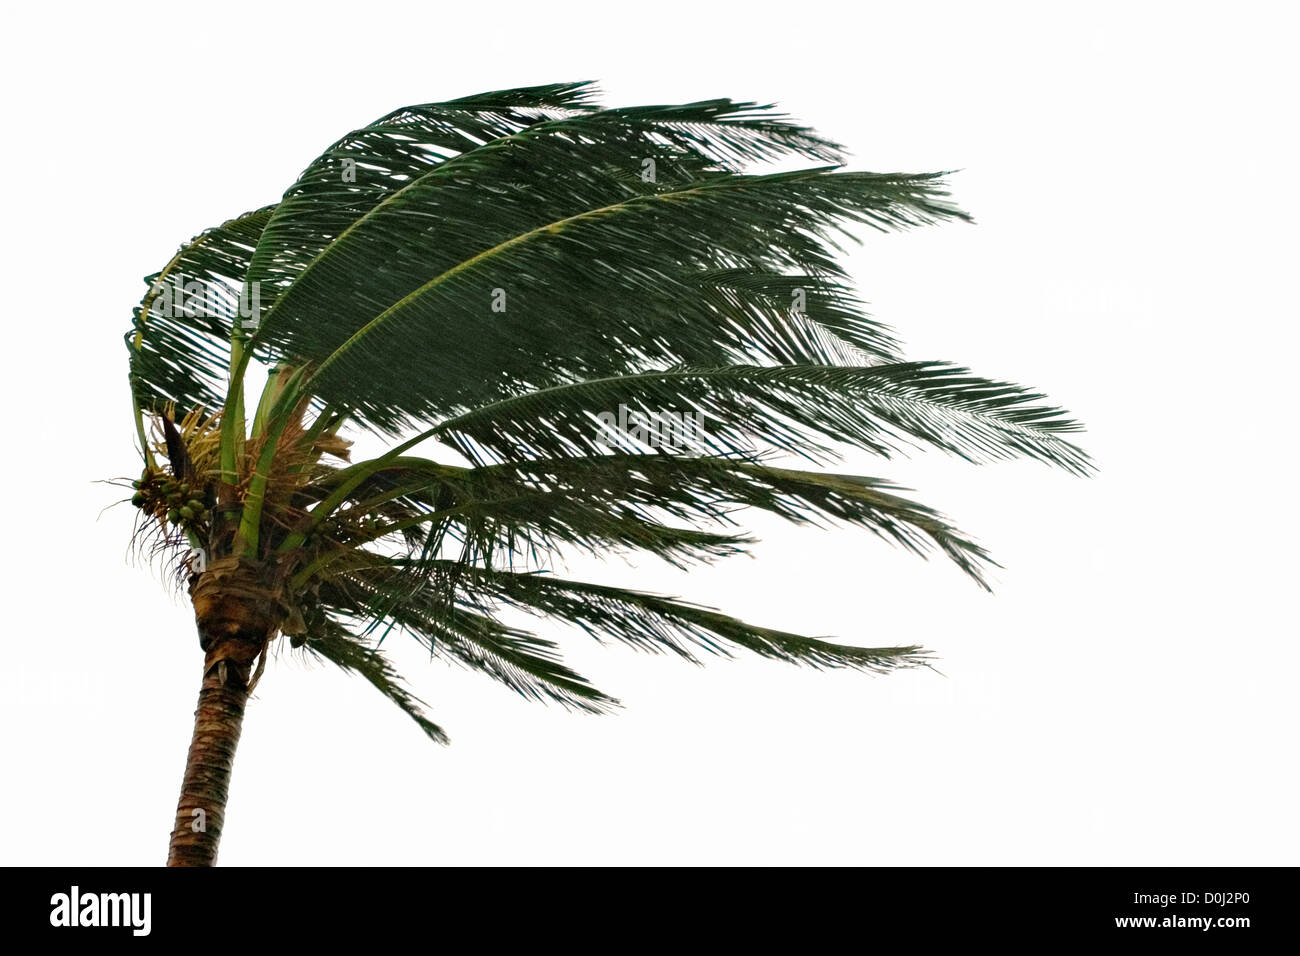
[
  {"left": 167, "top": 554, "right": 280, "bottom": 866},
  {"left": 166, "top": 661, "right": 251, "bottom": 866}
]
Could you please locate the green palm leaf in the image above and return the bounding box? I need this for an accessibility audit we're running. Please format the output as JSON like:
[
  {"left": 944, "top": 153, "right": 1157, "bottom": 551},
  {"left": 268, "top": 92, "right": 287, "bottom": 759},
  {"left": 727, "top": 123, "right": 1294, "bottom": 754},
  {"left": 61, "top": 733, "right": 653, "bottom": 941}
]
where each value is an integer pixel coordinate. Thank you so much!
[
  {"left": 333, "top": 560, "right": 927, "bottom": 673},
  {"left": 305, "top": 453, "right": 994, "bottom": 586},
  {"left": 254, "top": 167, "right": 967, "bottom": 430},
  {"left": 316, "top": 574, "right": 617, "bottom": 714},
  {"left": 430, "top": 362, "right": 1091, "bottom": 473},
  {"left": 305, "top": 619, "right": 449, "bottom": 745},
  {"left": 244, "top": 82, "right": 605, "bottom": 314},
  {"left": 128, "top": 205, "right": 275, "bottom": 417}
]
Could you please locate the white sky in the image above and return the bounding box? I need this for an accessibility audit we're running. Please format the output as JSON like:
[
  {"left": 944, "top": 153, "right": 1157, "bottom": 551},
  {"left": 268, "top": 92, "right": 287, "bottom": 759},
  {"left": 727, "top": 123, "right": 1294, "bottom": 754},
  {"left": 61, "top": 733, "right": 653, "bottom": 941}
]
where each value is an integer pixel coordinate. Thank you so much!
[{"left": 1, "top": 0, "right": 1296, "bottom": 865}]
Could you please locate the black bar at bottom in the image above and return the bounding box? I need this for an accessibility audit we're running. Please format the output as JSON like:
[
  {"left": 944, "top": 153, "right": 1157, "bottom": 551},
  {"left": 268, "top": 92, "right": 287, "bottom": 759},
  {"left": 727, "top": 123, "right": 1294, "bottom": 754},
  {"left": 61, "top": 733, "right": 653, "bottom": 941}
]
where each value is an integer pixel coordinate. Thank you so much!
[{"left": 6, "top": 866, "right": 1286, "bottom": 944}]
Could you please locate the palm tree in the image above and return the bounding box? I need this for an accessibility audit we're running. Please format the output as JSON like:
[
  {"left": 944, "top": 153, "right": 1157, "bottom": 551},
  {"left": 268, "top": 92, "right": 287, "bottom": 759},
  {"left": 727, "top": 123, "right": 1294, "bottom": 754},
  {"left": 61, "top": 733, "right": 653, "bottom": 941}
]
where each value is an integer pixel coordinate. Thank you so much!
[{"left": 123, "top": 82, "right": 1090, "bottom": 866}]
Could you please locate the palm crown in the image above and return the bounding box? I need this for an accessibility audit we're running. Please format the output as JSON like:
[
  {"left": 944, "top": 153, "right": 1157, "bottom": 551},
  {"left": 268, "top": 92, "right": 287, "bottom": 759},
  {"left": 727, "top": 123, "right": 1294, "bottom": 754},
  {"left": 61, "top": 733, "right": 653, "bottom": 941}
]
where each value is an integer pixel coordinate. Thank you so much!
[{"left": 124, "top": 82, "right": 1089, "bottom": 864}]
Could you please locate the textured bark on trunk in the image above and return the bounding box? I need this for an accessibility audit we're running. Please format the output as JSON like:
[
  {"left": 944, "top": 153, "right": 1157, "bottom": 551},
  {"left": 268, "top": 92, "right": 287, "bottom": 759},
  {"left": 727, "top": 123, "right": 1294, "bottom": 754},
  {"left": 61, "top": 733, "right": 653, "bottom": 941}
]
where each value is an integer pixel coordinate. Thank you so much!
[
  {"left": 166, "top": 664, "right": 250, "bottom": 866},
  {"left": 167, "top": 555, "right": 282, "bottom": 866}
]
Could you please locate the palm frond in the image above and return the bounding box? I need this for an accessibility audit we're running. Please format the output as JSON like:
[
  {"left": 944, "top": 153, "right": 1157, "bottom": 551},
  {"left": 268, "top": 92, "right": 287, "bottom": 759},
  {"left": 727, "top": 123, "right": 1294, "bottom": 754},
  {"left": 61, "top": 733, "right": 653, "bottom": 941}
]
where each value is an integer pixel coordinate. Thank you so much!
[
  {"left": 695, "top": 268, "right": 901, "bottom": 363},
  {"left": 243, "top": 82, "right": 605, "bottom": 315},
  {"left": 432, "top": 362, "right": 1092, "bottom": 473},
  {"left": 253, "top": 164, "right": 965, "bottom": 430},
  {"left": 128, "top": 205, "right": 274, "bottom": 416},
  {"left": 314, "top": 453, "right": 993, "bottom": 586},
  {"left": 305, "top": 619, "right": 449, "bottom": 745},
  {"left": 314, "top": 465, "right": 754, "bottom": 571},
  {"left": 479, "top": 570, "right": 931, "bottom": 673},
  {"left": 316, "top": 575, "right": 618, "bottom": 714},
  {"left": 328, "top": 561, "right": 928, "bottom": 674},
  {"left": 247, "top": 90, "right": 842, "bottom": 318}
]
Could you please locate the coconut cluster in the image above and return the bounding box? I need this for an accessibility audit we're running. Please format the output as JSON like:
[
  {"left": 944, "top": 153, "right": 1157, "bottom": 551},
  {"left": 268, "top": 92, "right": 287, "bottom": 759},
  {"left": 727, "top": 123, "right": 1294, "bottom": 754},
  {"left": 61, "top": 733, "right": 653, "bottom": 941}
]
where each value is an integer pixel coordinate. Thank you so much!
[{"left": 132, "top": 470, "right": 211, "bottom": 531}]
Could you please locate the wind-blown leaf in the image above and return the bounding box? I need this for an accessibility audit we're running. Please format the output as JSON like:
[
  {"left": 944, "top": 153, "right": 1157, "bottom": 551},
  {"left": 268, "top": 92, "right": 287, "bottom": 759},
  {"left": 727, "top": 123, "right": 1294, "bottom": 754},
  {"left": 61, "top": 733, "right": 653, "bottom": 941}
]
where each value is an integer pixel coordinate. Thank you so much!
[
  {"left": 244, "top": 82, "right": 606, "bottom": 314},
  {"left": 305, "top": 619, "right": 449, "bottom": 745},
  {"left": 248, "top": 92, "right": 843, "bottom": 334},
  {"left": 481, "top": 571, "right": 931, "bottom": 672},
  {"left": 128, "top": 205, "right": 274, "bottom": 416},
  {"left": 316, "top": 575, "right": 618, "bottom": 714},
  {"left": 432, "top": 361, "right": 1092, "bottom": 473},
  {"left": 314, "top": 453, "right": 994, "bottom": 585},
  {"left": 340, "top": 561, "right": 929, "bottom": 673},
  {"left": 258, "top": 166, "right": 965, "bottom": 430},
  {"left": 695, "top": 268, "right": 901, "bottom": 364}
]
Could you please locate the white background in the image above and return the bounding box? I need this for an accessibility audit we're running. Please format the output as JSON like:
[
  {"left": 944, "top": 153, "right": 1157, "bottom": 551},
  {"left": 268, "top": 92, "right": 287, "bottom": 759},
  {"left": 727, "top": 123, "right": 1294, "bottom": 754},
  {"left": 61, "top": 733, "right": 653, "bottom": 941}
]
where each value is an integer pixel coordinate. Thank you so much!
[{"left": 0, "top": 1, "right": 1296, "bottom": 865}]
